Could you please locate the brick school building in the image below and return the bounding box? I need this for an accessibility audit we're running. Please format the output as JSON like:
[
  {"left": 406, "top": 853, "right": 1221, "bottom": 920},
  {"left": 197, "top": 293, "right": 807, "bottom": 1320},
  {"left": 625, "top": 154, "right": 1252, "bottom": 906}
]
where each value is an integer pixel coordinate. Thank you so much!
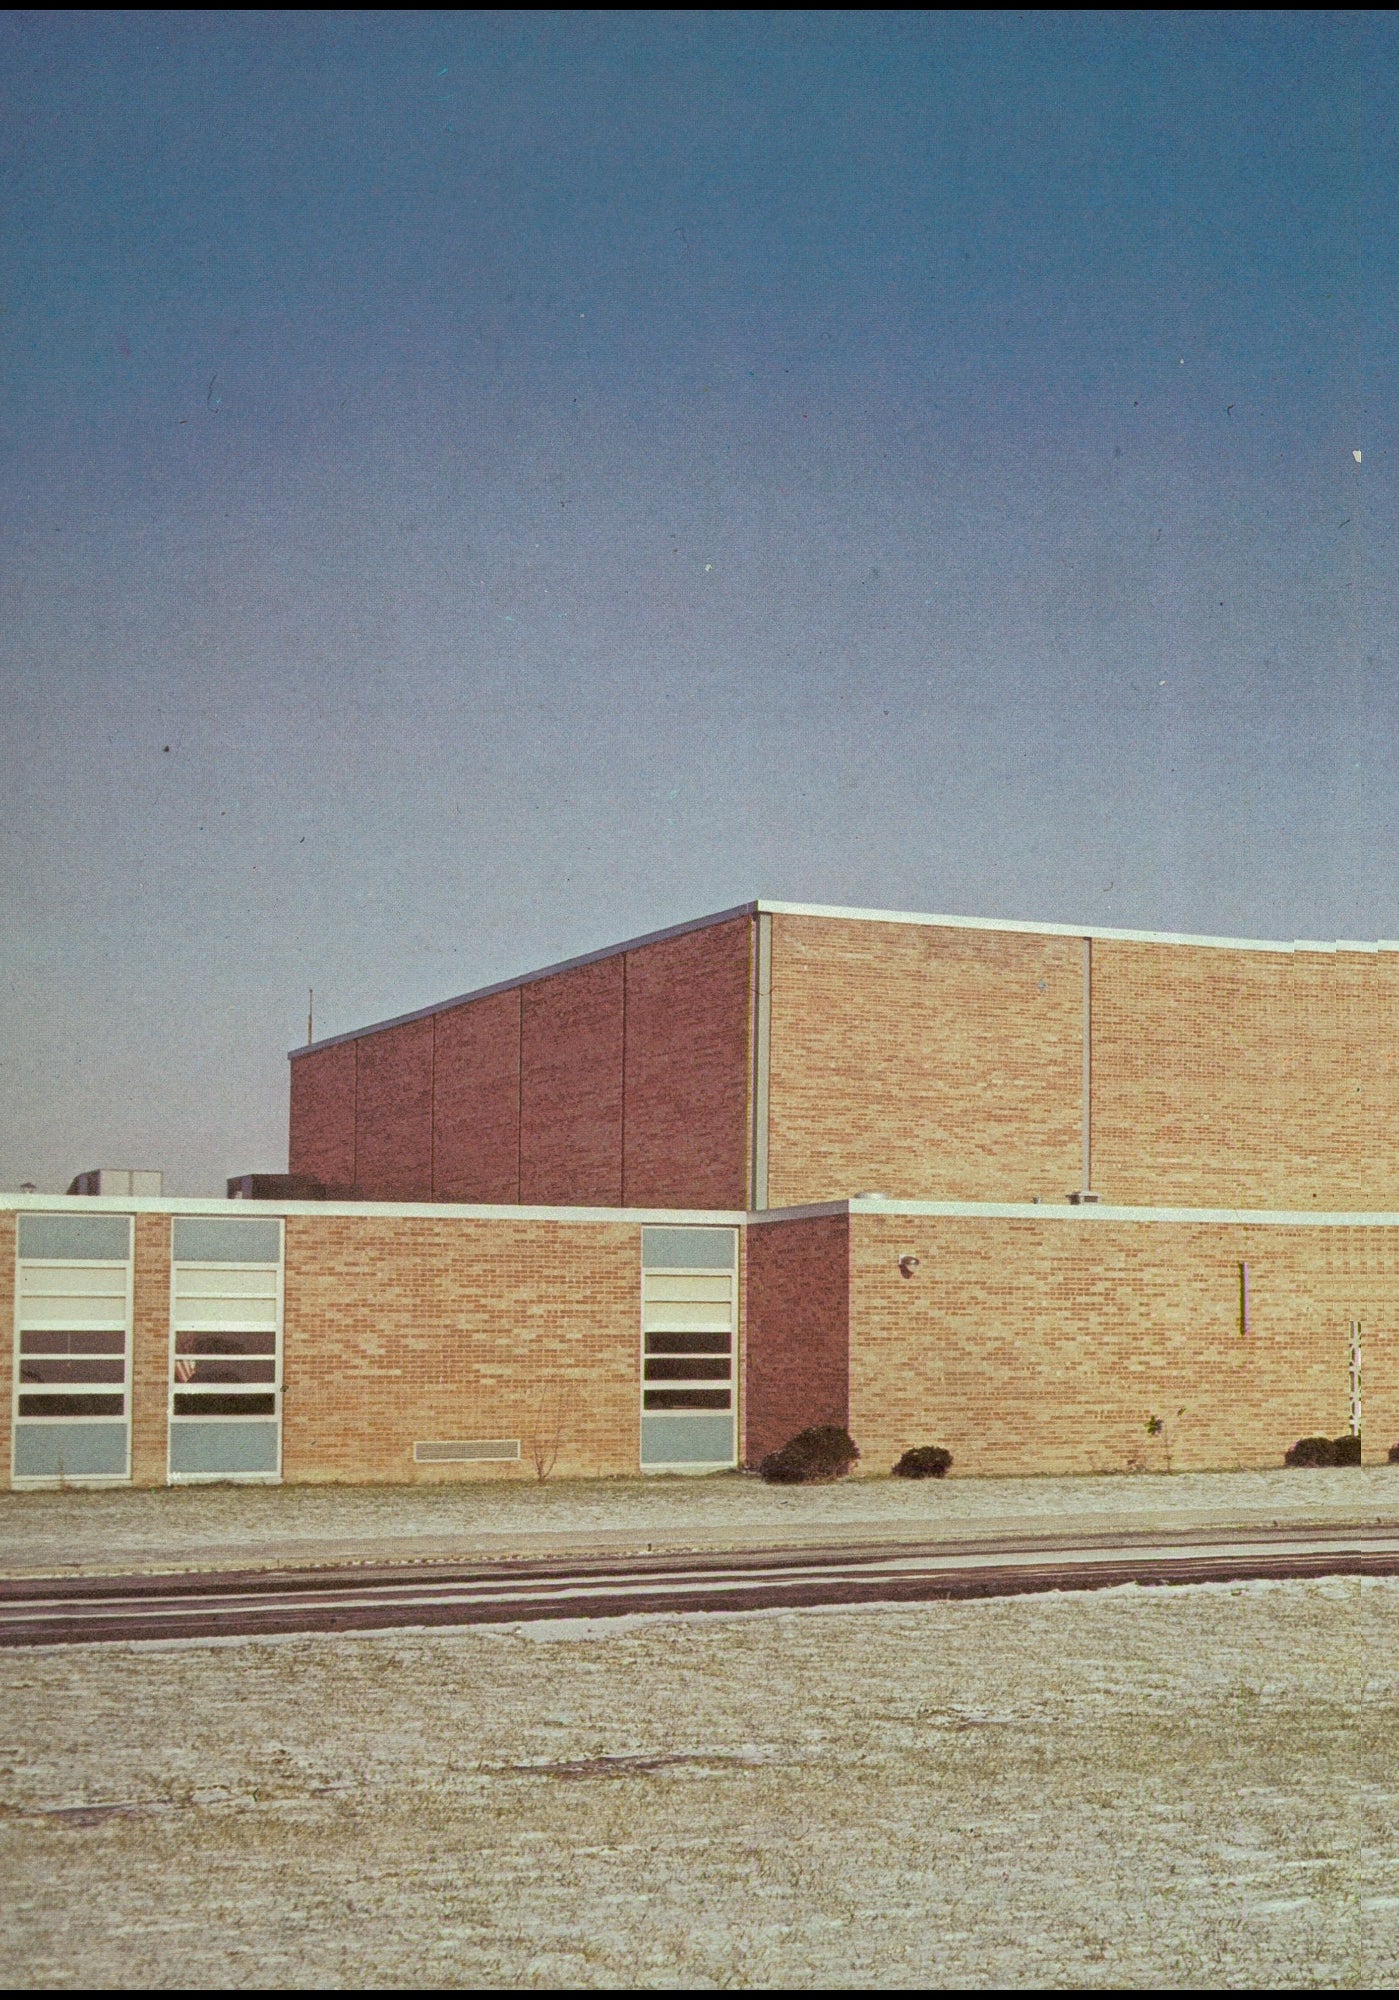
[{"left": 10, "top": 901, "right": 1399, "bottom": 1487}]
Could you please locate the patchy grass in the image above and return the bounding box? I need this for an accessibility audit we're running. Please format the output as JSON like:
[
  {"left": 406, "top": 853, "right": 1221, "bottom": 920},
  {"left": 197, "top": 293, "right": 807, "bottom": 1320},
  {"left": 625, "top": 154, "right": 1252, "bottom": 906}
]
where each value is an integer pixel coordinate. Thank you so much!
[{"left": 3, "top": 1577, "right": 1399, "bottom": 1986}]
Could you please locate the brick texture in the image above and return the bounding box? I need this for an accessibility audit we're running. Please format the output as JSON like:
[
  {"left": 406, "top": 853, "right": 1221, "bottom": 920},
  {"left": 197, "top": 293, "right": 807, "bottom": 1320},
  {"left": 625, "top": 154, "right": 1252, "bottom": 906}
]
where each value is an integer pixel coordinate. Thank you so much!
[
  {"left": 288, "top": 1041, "right": 357, "bottom": 1185},
  {"left": 354, "top": 1017, "right": 434, "bottom": 1201},
  {"left": 289, "top": 919, "right": 756, "bottom": 1210},
  {"left": 520, "top": 958, "right": 626, "bottom": 1206},
  {"left": 766, "top": 915, "right": 1084, "bottom": 1207},
  {"left": 0, "top": 1212, "right": 12, "bottom": 1481},
  {"left": 743, "top": 1212, "right": 850, "bottom": 1464},
  {"left": 433, "top": 989, "right": 522, "bottom": 1202},
  {"left": 281, "top": 1214, "right": 642, "bottom": 1482},
  {"left": 129, "top": 1213, "right": 171, "bottom": 1487},
  {"left": 623, "top": 918, "right": 752, "bottom": 1209},
  {"left": 1091, "top": 940, "right": 1399, "bottom": 1207},
  {"left": 845, "top": 1211, "right": 1394, "bottom": 1477}
]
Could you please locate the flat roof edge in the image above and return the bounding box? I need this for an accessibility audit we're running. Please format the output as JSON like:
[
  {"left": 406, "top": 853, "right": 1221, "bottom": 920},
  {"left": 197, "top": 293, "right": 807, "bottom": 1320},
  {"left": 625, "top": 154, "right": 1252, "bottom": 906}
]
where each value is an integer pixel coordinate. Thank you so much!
[
  {"left": 10, "top": 1193, "right": 1399, "bottom": 1229},
  {"left": 837, "top": 1197, "right": 1399, "bottom": 1226},
  {"left": 754, "top": 900, "right": 1399, "bottom": 955},
  {"left": 0, "top": 1193, "right": 751, "bottom": 1224},
  {"left": 290, "top": 903, "right": 757, "bottom": 1057}
]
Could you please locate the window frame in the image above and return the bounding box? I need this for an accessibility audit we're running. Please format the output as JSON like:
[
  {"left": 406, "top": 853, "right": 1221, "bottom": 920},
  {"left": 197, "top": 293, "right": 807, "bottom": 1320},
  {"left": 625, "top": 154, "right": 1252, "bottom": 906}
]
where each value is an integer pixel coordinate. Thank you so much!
[
  {"left": 167, "top": 1220, "right": 285, "bottom": 1485},
  {"left": 11, "top": 1216, "right": 134, "bottom": 1488}
]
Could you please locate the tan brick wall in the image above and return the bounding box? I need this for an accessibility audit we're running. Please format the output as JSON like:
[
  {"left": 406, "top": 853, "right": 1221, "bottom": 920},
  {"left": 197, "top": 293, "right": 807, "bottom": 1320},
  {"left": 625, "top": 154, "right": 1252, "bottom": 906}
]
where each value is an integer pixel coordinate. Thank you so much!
[
  {"left": 288, "top": 1041, "right": 357, "bottom": 1184},
  {"left": 1091, "top": 940, "right": 1399, "bottom": 1207},
  {"left": 281, "top": 1214, "right": 643, "bottom": 1483},
  {"left": 743, "top": 1213, "right": 850, "bottom": 1465},
  {"left": 767, "top": 915, "right": 1084, "bottom": 1207},
  {"left": 433, "top": 989, "right": 522, "bottom": 1202},
  {"left": 623, "top": 918, "right": 752, "bottom": 1209},
  {"left": 846, "top": 1212, "right": 1396, "bottom": 1477},
  {"left": 129, "top": 1213, "right": 171, "bottom": 1487},
  {"left": 0, "top": 1212, "right": 12, "bottom": 1481}
]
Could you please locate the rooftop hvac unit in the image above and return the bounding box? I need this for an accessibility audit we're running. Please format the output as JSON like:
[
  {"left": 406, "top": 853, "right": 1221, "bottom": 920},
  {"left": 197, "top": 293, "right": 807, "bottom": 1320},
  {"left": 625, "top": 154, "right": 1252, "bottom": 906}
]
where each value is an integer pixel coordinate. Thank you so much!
[{"left": 67, "top": 1168, "right": 164, "bottom": 1197}]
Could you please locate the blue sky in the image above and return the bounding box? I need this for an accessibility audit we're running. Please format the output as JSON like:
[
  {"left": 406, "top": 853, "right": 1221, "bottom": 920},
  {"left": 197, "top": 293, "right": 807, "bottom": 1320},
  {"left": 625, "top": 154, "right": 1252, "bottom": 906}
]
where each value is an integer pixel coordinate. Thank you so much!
[{"left": 2, "top": 10, "right": 1394, "bottom": 1191}]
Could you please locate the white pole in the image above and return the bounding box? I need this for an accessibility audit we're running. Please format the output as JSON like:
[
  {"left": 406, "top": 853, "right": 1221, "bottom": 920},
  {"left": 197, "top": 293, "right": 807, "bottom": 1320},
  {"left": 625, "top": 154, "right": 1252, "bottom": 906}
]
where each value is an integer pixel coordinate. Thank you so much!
[{"left": 1350, "top": 1320, "right": 1362, "bottom": 1440}]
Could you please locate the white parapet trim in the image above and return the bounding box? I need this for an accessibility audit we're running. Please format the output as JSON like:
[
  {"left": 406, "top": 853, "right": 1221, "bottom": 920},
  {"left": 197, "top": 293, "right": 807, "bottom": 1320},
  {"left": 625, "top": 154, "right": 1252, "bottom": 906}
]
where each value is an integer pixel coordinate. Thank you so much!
[{"left": 0, "top": 1192, "right": 749, "bottom": 1226}]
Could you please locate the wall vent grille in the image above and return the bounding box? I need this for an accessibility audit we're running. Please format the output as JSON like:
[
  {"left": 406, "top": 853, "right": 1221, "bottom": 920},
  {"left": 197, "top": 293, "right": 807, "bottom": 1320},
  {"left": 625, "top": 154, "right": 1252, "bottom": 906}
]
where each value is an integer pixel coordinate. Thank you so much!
[{"left": 414, "top": 1438, "right": 520, "bottom": 1464}]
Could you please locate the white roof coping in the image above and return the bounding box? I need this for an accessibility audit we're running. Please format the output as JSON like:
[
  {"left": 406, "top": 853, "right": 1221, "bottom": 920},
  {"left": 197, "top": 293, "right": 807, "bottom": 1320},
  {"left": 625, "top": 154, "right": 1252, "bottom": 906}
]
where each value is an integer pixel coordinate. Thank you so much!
[
  {"left": 0, "top": 1192, "right": 747, "bottom": 1226},
  {"left": 755, "top": 899, "right": 1399, "bottom": 956},
  {"left": 9, "top": 1192, "right": 1399, "bottom": 1231},
  {"left": 290, "top": 898, "right": 1399, "bottom": 1057},
  {"left": 827, "top": 1196, "right": 1399, "bottom": 1227}
]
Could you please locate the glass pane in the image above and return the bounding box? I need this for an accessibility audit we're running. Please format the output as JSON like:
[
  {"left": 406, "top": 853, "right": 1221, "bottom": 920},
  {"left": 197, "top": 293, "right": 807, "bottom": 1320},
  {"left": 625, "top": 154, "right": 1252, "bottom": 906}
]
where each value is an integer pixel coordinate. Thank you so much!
[
  {"left": 168, "top": 1419, "right": 278, "bottom": 1476},
  {"left": 20, "top": 1329, "right": 125, "bottom": 1355},
  {"left": 13, "top": 1421, "right": 127, "bottom": 1478},
  {"left": 18, "top": 1393, "right": 125, "bottom": 1417},
  {"left": 172, "top": 1392, "right": 276, "bottom": 1417},
  {"left": 19, "top": 1358, "right": 125, "bottom": 1385},
  {"left": 645, "top": 1330, "right": 730, "bottom": 1355},
  {"left": 174, "top": 1329, "right": 277, "bottom": 1356},
  {"left": 641, "top": 1226, "right": 736, "bottom": 1270},
  {"left": 18, "top": 1214, "right": 131, "bottom": 1261},
  {"left": 643, "top": 1388, "right": 731, "bottom": 1411},
  {"left": 644, "top": 1357, "right": 731, "bottom": 1382},
  {"left": 173, "top": 1358, "right": 276, "bottom": 1385},
  {"left": 641, "top": 1409, "right": 734, "bottom": 1467},
  {"left": 172, "top": 1217, "right": 281, "bottom": 1264}
]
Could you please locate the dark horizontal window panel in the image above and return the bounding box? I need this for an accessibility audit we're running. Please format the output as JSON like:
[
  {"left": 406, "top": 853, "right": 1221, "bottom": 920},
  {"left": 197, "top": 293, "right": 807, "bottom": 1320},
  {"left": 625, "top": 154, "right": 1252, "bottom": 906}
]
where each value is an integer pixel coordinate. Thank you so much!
[
  {"left": 20, "top": 1359, "right": 125, "bottom": 1385},
  {"left": 20, "top": 1329, "right": 125, "bottom": 1356},
  {"left": 19, "top": 1393, "right": 125, "bottom": 1418},
  {"left": 173, "top": 1392, "right": 277, "bottom": 1417},
  {"left": 643, "top": 1389, "right": 732, "bottom": 1412},
  {"left": 644, "top": 1331, "right": 731, "bottom": 1356},
  {"left": 174, "top": 1359, "right": 275, "bottom": 1386},
  {"left": 644, "top": 1357, "right": 731, "bottom": 1383},
  {"left": 174, "top": 1331, "right": 277, "bottom": 1357}
]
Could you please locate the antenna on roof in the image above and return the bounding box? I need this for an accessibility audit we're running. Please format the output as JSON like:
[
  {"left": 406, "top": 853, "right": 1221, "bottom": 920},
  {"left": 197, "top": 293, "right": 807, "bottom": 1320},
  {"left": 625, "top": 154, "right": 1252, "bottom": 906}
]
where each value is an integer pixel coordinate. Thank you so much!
[{"left": 307, "top": 987, "right": 314, "bottom": 1046}]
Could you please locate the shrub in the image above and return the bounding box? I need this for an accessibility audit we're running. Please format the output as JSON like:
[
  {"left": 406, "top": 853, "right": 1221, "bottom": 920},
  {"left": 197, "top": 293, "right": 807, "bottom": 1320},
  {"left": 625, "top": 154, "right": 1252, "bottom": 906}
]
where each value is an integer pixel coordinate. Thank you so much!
[
  {"left": 1388, "top": 1441, "right": 1399, "bottom": 1465},
  {"left": 1332, "top": 1434, "right": 1362, "bottom": 1466},
  {"left": 759, "top": 1425, "right": 860, "bottom": 1484},
  {"left": 892, "top": 1445, "right": 952, "bottom": 1480},
  {"left": 1285, "top": 1436, "right": 1337, "bottom": 1467}
]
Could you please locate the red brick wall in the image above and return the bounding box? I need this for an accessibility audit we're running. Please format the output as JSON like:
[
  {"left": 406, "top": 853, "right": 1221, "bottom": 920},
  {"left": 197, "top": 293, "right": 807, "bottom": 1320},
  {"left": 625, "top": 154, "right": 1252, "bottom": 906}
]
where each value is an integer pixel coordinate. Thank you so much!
[
  {"left": 281, "top": 1214, "right": 641, "bottom": 1482},
  {"left": 743, "top": 1212, "right": 850, "bottom": 1464},
  {"left": 623, "top": 918, "right": 752, "bottom": 1209},
  {"left": 355, "top": 1017, "right": 434, "bottom": 1201},
  {"left": 519, "top": 957, "right": 626, "bottom": 1205},
  {"left": 433, "top": 989, "right": 522, "bottom": 1203},
  {"left": 767, "top": 915, "right": 1084, "bottom": 1207},
  {"left": 846, "top": 1210, "right": 1395, "bottom": 1476},
  {"left": 288, "top": 1041, "right": 357, "bottom": 1184},
  {"left": 288, "top": 917, "right": 758, "bottom": 1210},
  {"left": 1092, "top": 940, "right": 1399, "bottom": 1208}
]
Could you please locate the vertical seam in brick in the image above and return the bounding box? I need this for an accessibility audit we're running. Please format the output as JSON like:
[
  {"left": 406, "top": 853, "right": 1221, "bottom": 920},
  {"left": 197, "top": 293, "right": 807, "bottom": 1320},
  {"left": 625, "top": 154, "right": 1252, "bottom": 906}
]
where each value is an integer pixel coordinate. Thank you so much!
[{"left": 620, "top": 952, "right": 628, "bottom": 1205}]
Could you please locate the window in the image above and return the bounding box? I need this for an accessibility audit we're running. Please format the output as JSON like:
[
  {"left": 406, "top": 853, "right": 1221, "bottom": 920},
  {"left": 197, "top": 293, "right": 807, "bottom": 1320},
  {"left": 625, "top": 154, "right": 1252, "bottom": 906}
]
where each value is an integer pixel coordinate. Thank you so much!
[
  {"left": 640, "top": 1226, "right": 738, "bottom": 1470},
  {"left": 13, "top": 1213, "right": 132, "bottom": 1483},
  {"left": 169, "top": 1217, "right": 283, "bottom": 1480}
]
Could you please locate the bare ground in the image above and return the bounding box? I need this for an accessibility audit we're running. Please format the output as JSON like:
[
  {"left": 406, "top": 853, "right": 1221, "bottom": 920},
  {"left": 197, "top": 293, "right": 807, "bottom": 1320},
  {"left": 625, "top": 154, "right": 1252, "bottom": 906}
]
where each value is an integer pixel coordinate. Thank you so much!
[
  {"left": 3, "top": 1576, "right": 1399, "bottom": 1988},
  {"left": 4, "top": 1465, "right": 1399, "bottom": 1576}
]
